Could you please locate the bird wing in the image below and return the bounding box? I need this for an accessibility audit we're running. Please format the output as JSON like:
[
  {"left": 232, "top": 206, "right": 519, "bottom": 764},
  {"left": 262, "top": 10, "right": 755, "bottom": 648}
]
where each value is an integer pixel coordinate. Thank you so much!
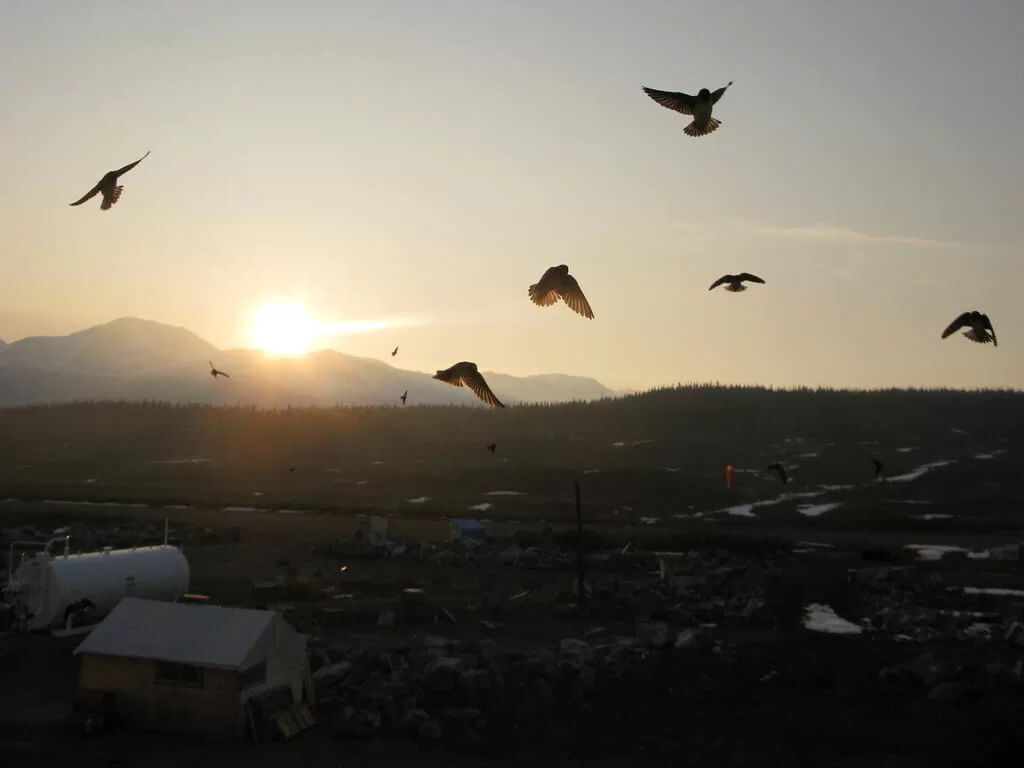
[
  {"left": 642, "top": 87, "right": 696, "bottom": 116},
  {"left": 528, "top": 267, "right": 562, "bottom": 307},
  {"left": 113, "top": 150, "right": 150, "bottom": 177},
  {"left": 462, "top": 369, "right": 505, "bottom": 408},
  {"left": 980, "top": 314, "right": 997, "bottom": 346},
  {"left": 708, "top": 275, "right": 732, "bottom": 291},
  {"left": 69, "top": 182, "right": 102, "bottom": 206},
  {"left": 557, "top": 275, "right": 595, "bottom": 319},
  {"left": 941, "top": 312, "right": 972, "bottom": 339},
  {"left": 737, "top": 273, "right": 765, "bottom": 284},
  {"left": 709, "top": 81, "right": 734, "bottom": 105}
]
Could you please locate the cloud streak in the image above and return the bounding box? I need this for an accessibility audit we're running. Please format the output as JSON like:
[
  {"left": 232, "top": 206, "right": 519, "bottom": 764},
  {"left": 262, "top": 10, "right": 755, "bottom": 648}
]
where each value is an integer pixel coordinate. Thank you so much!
[{"left": 751, "top": 225, "right": 972, "bottom": 249}]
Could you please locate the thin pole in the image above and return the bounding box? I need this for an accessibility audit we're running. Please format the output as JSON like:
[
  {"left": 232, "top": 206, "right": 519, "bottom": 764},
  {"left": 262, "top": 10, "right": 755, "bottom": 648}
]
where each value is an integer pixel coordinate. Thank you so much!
[
  {"left": 163, "top": 518, "right": 169, "bottom": 546},
  {"left": 575, "top": 480, "right": 585, "bottom": 615}
]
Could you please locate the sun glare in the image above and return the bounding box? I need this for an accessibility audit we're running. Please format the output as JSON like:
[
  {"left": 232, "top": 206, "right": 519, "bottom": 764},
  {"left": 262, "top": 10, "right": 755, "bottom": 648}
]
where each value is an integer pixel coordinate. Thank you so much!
[{"left": 249, "top": 303, "right": 315, "bottom": 356}]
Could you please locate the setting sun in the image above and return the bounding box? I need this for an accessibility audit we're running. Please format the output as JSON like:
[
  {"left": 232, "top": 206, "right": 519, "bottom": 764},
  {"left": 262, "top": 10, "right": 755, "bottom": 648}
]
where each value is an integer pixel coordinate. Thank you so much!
[{"left": 249, "top": 303, "right": 315, "bottom": 356}]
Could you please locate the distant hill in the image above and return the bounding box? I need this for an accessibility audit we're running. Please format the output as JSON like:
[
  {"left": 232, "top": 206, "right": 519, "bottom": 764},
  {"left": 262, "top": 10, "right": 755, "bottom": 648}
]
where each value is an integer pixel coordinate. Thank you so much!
[{"left": 0, "top": 317, "right": 617, "bottom": 408}]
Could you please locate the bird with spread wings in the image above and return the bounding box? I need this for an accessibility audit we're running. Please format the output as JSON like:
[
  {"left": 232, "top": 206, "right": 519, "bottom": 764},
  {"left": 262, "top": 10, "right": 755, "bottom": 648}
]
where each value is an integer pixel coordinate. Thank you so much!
[
  {"left": 642, "top": 81, "right": 734, "bottom": 137},
  {"left": 433, "top": 362, "right": 505, "bottom": 408},
  {"left": 69, "top": 151, "right": 151, "bottom": 211}
]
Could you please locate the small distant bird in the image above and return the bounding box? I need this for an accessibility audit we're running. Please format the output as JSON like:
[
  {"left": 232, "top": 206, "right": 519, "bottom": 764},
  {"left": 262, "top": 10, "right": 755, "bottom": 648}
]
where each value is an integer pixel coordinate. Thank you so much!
[
  {"left": 69, "top": 151, "right": 151, "bottom": 210},
  {"left": 765, "top": 463, "right": 788, "bottom": 484},
  {"left": 528, "top": 265, "right": 595, "bottom": 319},
  {"left": 709, "top": 273, "right": 766, "bottom": 292},
  {"left": 642, "top": 81, "right": 734, "bottom": 137},
  {"left": 289, "top": 467, "right": 296, "bottom": 473},
  {"left": 871, "top": 458, "right": 885, "bottom": 481},
  {"left": 433, "top": 362, "right": 505, "bottom": 408},
  {"left": 209, "top": 361, "right": 230, "bottom": 379},
  {"left": 941, "top": 311, "right": 997, "bottom": 347},
  {"left": 400, "top": 390, "right": 408, "bottom": 405},
  {"left": 487, "top": 443, "right": 497, "bottom": 454},
  {"left": 392, "top": 346, "right": 399, "bottom": 357}
]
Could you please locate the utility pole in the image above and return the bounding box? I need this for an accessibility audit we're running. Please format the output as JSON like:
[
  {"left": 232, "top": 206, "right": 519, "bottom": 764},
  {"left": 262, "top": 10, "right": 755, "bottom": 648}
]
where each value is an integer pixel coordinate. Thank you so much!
[{"left": 575, "top": 479, "right": 586, "bottom": 615}]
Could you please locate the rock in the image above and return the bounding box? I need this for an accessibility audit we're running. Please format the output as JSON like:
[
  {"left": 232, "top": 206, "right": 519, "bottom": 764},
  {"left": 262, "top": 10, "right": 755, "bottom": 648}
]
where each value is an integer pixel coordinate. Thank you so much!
[
  {"left": 928, "top": 682, "right": 963, "bottom": 702},
  {"left": 335, "top": 706, "right": 371, "bottom": 739},
  {"left": 636, "top": 621, "right": 670, "bottom": 649},
  {"left": 559, "top": 638, "right": 594, "bottom": 662},
  {"left": 423, "top": 656, "right": 463, "bottom": 692},
  {"left": 418, "top": 719, "right": 443, "bottom": 741},
  {"left": 674, "top": 629, "right": 700, "bottom": 650}
]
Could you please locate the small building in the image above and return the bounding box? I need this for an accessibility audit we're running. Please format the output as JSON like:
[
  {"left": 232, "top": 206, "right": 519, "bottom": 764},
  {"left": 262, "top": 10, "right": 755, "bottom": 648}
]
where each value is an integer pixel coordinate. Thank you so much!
[
  {"left": 449, "top": 518, "right": 486, "bottom": 542},
  {"left": 73, "top": 597, "right": 314, "bottom": 738}
]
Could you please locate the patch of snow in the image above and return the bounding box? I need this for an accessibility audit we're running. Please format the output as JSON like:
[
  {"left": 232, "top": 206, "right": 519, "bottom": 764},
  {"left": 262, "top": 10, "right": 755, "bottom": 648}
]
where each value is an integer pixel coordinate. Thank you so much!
[
  {"left": 355, "top": 480, "right": 369, "bottom": 486},
  {"left": 951, "top": 428, "right": 968, "bottom": 435},
  {"left": 372, "top": 460, "right": 385, "bottom": 465},
  {"left": 803, "top": 604, "right": 863, "bottom": 635},
  {"left": 468, "top": 502, "right": 494, "bottom": 512},
  {"left": 156, "top": 458, "right": 210, "bottom": 465},
  {"left": 904, "top": 544, "right": 968, "bottom": 561},
  {"left": 663, "top": 467, "right": 682, "bottom": 473},
  {"left": 722, "top": 504, "right": 757, "bottom": 518},
  {"left": 277, "top": 509, "right": 313, "bottom": 515},
  {"left": 798, "top": 502, "right": 843, "bottom": 517},
  {"left": 631, "top": 439, "right": 655, "bottom": 447},
  {"left": 611, "top": 441, "right": 625, "bottom": 448},
  {"left": 223, "top": 506, "right": 260, "bottom": 513},
  {"left": 163, "top": 504, "right": 192, "bottom": 509},
  {"left": 961, "top": 587, "right": 1024, "bottom": 597},
  {"left": 639, "top": 517, "right": 660, "bottom": 525},
  {"left": 911, "top": 514, "right": 953, "bottom": 520},
  {"left": 974, "top": 450, "right": 1006, "bottom": 460},
  {"left": 888, "top": 460, "right": 956, "bottom": 483},
  {"left": 896, "top": 447, "right": 918, "bottom": 453},
  {"left": 798, "top": 452, "right": 820, "bottom": 458},
  {"left": 857, "top": 440, "right": 879, "bottom": 446},
  {"left": 581, "top": 468, "right": 601, "bottom": 474},
  {"left": 85, "top": 478, "right": 97, "bottom": 484},
  {"left": 406, "top": 496, "right": 431, "bottom": 504},
  {"left": 819, "top": 484, "right": 853, "bottom": 491},
  {"left": 485, "top": 490, "right": 525, "bottom": 496},
  {"left": 889, "top": 499, "right": 931, "bottom": 505},
  {"left": 796, "top": 541, "right": 835, "bottom": 549}
]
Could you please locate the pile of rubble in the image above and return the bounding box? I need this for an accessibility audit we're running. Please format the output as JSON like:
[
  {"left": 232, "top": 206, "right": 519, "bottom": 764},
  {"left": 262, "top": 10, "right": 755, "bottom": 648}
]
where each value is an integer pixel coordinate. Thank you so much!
[{"left": 310, "top": 624, "right": 719, "bottom": 749}]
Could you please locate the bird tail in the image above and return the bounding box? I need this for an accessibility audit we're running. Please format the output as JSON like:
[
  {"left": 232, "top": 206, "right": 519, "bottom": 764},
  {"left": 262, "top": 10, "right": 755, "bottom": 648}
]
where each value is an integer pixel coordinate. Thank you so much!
[
  {"left": 963, "top": 329, "right": 993, "bottom": 344},
  {"left": 685, "top": 117, "right": 721, "bottom": 137},
  {"left": 101, "top": 186, "right": 124, "bottom": 211}
]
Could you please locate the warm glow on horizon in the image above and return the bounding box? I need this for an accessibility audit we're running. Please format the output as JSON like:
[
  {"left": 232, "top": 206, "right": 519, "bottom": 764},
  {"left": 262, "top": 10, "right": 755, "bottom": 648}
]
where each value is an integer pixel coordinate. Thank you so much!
[{"left": 249, "top": 303, "right": 315, "bottom": 356}]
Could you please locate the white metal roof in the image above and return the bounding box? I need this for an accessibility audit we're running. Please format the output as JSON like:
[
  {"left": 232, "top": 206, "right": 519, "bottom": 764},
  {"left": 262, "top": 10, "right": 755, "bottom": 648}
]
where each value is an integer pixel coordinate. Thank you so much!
[{"left": 74, "top": 597, "right": 277, "bottom": 670}]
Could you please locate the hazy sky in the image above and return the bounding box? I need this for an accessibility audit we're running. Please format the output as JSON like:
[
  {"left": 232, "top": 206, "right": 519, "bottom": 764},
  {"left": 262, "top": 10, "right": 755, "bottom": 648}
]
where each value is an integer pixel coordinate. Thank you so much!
[{"left": 2, "top": 1, "right": 1022, "bottom": 390}]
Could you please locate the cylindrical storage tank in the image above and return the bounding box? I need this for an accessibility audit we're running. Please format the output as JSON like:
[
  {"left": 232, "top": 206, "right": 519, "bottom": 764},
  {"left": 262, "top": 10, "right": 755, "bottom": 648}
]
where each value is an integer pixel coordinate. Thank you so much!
[{"left": 13, "top": 545, "right": 190, "bottom": 631}]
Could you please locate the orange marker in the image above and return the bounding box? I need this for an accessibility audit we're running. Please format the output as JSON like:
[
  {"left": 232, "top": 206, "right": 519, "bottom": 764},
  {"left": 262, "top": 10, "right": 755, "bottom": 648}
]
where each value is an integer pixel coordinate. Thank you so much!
[{"left": 726, "top": 464, "right": 734, "bottom": 490}]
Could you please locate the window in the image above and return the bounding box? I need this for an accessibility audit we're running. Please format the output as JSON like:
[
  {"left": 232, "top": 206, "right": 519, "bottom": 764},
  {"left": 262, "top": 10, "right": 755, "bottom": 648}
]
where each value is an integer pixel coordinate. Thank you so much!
[
  {"left": 239, "top": 661, "right": 267, "bottom": 688},
  {"left": 155, "top": 662, "right": 204, "bottom": 688}
]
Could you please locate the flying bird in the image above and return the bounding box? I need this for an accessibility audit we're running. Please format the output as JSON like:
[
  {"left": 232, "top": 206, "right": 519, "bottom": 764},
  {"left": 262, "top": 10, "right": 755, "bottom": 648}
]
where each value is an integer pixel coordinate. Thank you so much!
[
  {"left": 209, "top": 361, "right": 230, "bottom": 379},
  {"left": 528, "top": 265, "right": 595, "bottom": 319},
  {"left": 941, "top": 311, "right": 997, "bottom": 347},
  {"left": 765, "top": 463, "right": 788, "bottom": 484},
  {"left": 486, "top": 443, "right": 497, "bottom": 454},
  {"left": 871, "top": 458, "right": 885, "bottom": 481},
  {"left": 642, "top": 81, "right": 734, "bottom": 137},
  {"left": 709, "top": 273, "right": 766, "bottom": 293},
  {"left": 433, "top": 362, "right": 505, "bottom": 408},
  {"left": 392, "top": 346, "right": 399, "bottom": 357},
  {"left": 69, "top": 151, "right": 151, "bottom": 210},
  {"left": 400, "top": 390, "right": 408, "bottom": 405},
  {"left": 289, "top": 467, "right": 296, "bottom": 473}
]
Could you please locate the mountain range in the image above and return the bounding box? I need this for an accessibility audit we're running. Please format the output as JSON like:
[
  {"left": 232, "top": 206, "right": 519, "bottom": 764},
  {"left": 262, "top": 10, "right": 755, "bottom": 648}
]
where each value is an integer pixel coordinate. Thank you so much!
[{"left": 0, "top": 318, "right": 620, "bottom": 408}]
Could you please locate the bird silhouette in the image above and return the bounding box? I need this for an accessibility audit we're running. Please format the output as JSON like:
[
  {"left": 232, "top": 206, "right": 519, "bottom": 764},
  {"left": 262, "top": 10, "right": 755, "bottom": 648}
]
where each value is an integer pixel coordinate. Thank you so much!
[
  {"left": 765, "top": 463, "right": 788, "bottom": 484},
  {"left": 209, "top": 361, "right": 230, "bottom": 379},
  {"left": 400, "top": 390, "right": 408, "bottom": 405},
  {"left": 528, "top": 265, "right": 595, "bottom": 319},
  {"left": 433, "top": 362, "right": 505, "bottom": 408},
  {"left": 69, "top": 151, "right": 151, "bottom": 210},
  {"left": 642, "top": 81, "right": 733, "bottom": 137},
  {"left": 941, "top": 311, "right": 997, "bottom": 347},
  {"left": 487, "top": 443, "right": 497, "bottom": 453},
  {"left": 871, "top": 458, "right": 885, "bottom": 481},
  {"left": 289, "top": 467, "right": 296, "bottom": 473},
  {"left": 392, "top": 346, "right": 399, "bottom": 357},
  {"left": 709, "top": 273, "right": 766, "bottom": 293}
]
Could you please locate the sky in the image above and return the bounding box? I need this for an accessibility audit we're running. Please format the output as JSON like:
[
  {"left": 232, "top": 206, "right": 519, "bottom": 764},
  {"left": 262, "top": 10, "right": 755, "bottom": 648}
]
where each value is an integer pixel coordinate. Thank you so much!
[{"left": 1, "top": 0, "right": 1022, "bottom": 391}]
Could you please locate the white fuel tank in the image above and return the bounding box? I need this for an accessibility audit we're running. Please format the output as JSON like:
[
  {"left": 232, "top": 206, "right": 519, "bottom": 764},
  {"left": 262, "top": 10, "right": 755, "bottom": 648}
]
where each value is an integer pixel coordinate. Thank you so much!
[{"left": 10, "top": 545, "right": 190, "bottom": 631}]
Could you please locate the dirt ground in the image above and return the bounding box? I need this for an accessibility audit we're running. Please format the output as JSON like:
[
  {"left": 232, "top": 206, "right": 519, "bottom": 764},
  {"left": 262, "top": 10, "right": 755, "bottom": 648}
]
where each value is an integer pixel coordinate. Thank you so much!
[{"left": 3, "top": 494, "right": 1024, "bottom": 767}]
